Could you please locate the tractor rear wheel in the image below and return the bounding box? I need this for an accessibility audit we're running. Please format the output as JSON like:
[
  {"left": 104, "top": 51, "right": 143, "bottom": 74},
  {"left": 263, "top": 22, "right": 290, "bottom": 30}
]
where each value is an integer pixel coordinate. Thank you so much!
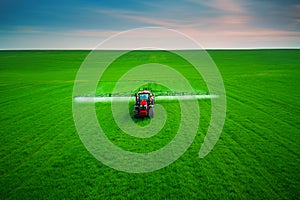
[{"left": 149, "top": 107, "right": 154, "bottom": 118}]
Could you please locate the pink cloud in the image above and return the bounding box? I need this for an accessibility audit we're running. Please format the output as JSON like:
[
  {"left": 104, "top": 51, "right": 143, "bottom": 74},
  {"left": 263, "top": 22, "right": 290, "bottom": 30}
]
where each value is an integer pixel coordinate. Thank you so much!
[{"left": 189, "top": 0, "right": 247, "bottom": 13}]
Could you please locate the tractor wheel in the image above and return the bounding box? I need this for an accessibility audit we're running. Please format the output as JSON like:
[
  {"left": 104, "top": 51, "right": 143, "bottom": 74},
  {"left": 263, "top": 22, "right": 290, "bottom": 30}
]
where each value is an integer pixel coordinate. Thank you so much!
[
  {"left": 134, "top": 111, "right": 138, "bottom": 118},
  {"left": 134, "top": 106, "right": 139, "bottom": 118},
  {"left": 149, "top": 108, "right": 154, "bottom": 118}
]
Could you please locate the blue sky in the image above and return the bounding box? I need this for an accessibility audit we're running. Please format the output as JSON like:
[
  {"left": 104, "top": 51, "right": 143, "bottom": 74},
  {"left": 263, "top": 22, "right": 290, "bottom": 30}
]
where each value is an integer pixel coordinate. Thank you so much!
[{"left": 0, "top": 0, "right": 299, "bottom": 49}]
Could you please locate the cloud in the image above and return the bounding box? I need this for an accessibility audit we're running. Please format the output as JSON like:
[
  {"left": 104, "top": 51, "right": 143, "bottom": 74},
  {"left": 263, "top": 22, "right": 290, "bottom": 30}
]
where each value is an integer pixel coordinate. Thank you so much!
[
  {"left": 1, "top": 0, "right": 300, "bottom": 49},
  {"left": 0, "top": 26, "right": 121, "bottom": 39},
  {"left": 188, "top": 0, "right": 247, "bottom": 13},
  {"left": 69, "top": 30, "right": 119, "bottom": 37},
  {"left": 122, "top": 15, "right": 180, "bottom": 28},
  {"left": 95, "top": 8, "right": 189, "bottom": 28}
]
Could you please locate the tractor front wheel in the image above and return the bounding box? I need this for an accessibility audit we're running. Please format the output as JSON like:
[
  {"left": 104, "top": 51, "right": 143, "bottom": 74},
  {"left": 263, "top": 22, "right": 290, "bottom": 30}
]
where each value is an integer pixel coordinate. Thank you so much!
[{"left": 149, "top": 108, "right": 154, "bottom": 118}]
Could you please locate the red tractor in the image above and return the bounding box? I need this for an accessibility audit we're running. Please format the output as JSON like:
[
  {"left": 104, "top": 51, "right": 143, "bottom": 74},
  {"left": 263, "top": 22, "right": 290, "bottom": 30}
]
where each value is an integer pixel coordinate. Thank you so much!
[{"left": 134, "top": 90, "right": 154, "bottom": 118}]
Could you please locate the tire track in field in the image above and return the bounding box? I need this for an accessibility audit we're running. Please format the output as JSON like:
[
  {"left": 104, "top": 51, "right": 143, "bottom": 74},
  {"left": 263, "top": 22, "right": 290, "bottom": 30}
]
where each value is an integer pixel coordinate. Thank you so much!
[
  {"left": 220, "top": 123, "right": 282, "bottom": 198},
  {"left": 0, "top": 84, "right": 70, "bottom": 125},
  {"left": 237, "top": 87, "right": 299, "bottom": 121},
  {"left": 0, "top": 83, "right": 71, "bottom": 138},
  {"left": 226, "top": 85, "right": 300, "bottom": 129},
  {"left": 7, "top": 130, "right": 85, "bottom": 198},
  {"left": 224, "top": 115, "right": 300, "bottom": 197},
  {"left": 224, "top": 95, "right": 299, "bottom": 196},
  {"left": 0, "top": 83, "right": 52, "bottom": 104},
  {"left": 233, "top": 78, "right": 299, "bottom": 106},
  {"left": 228, "top": 90, "right": 299, "bottom": 137},
  {"left": 227, "top": 94, "right": 299, "bottom": 156},
  {"left": 226, "top": 88, "right": 299, "bottom": 196},
  {"left": 0, "top": 94, "right": 71, "bottom": 161},
  {"left": 0, "top": 95, "right": 71, "bottom": 170},
  {"left": 224, "top": 75, "right": 300, "bottom": 110},
  {"left": 0, "top": 84, "right": 72, "bottom": 162},
  {"left": 1, "top": 107, "right": 75, "bottom": 196},
  {"left": 227, "top": 88, "right": 299, "bottom": 141},
  {"left": 217, "top": 135, "right": 280, "bottom": 197},
  {"left": 0, "top": 83, "right": 71, "bottom": 111}
]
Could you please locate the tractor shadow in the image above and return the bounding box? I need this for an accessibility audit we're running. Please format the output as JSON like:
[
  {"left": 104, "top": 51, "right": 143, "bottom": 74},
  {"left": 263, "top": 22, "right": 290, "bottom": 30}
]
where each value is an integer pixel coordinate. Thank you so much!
[{"left": 129, "top": 110, "right": 151, "bottom": 126}]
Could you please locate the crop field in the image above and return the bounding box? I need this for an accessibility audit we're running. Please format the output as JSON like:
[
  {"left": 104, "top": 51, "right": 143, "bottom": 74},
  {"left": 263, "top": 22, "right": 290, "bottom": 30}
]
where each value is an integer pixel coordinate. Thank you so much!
[{"left": 1, "top": 50, "right": 300, "bottom": 199}]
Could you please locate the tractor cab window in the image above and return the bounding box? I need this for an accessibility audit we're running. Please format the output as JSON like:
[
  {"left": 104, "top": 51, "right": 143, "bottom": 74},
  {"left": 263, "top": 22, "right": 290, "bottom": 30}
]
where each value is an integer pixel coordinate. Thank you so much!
[{"left": 139, "top": 93, "right": 149, "bottom": 100}]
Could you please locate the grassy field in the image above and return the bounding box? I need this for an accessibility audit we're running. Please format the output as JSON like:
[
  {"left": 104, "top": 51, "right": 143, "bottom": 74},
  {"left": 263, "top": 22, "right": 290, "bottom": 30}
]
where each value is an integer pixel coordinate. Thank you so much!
[{"left": 1, "top": 50, "right": 299, "bottom": 199}]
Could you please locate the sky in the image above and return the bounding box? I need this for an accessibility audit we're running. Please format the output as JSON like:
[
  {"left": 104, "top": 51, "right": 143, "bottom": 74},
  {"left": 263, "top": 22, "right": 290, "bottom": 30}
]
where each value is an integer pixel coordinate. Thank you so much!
[{"left": 0, "top": 0, "right": 299, "bottom": 49}]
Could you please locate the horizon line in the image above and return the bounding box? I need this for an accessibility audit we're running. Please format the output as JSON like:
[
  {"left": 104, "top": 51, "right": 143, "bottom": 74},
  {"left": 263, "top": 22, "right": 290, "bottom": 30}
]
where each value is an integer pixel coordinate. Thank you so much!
[{"left": 0, "top": 47, "right": 300, "bottom": 51}]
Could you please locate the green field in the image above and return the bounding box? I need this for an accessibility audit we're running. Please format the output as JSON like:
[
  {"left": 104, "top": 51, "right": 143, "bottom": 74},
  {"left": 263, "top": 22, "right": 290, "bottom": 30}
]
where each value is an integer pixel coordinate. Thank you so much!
[{"left": 1, "top": 50, "right": 300, "bottom": 199}]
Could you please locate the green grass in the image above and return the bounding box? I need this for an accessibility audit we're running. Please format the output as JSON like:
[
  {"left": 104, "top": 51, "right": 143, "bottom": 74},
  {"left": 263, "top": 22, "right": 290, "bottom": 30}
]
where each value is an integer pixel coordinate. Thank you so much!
[
  {"left": 95, "top": 50, "right": 208, "bottom": 95},
  {"left": 1, "top": 50, "right": 300, "bottom": 199}
]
